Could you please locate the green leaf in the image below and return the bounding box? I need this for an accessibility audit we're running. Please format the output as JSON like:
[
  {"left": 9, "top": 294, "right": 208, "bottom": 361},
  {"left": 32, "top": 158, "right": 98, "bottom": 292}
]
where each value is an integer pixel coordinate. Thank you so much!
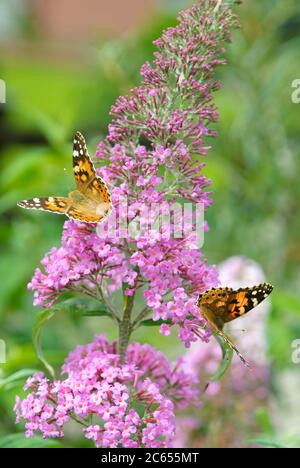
[
  {"left": 33, "top": 309, "right": 57, "bottom": 379},
  {"left": 80, "top": 308, "right": 112, "bottom": 317},
  {"left": 141, "top": 318, "right": 164, "bottom": 327},
  {"left": 0, "top": 433, "right": 61, "bottom": 449},
  {"left": 248, "top": 438, "right": 291, "bottom": 449},
  {"left": 134, "top": 403, "right": 147, "bottom": 419},
  {"left": 53, "top": 297, "right": 112, "bottom": 318},
  {"left": 255, "top": 408, "right": 274, "bottom": 435},
  {"left": 209, "top": 333, "right": 234, "bottom": 382},
  {"left": 32, "top": 298, "right": 111, "bottom": 378},
  {"left": 140, "top": 318, "right": 172, "bottom": 327},
  {"left": 0, "top": 369, "right": 39, "bottom": 390}
]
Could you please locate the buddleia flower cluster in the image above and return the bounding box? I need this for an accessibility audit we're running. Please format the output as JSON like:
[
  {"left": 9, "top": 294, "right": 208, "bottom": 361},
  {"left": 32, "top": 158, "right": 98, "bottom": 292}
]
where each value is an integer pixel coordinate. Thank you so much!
[{"left": 17, "top": 0, "right": 239, "bottom": 448}]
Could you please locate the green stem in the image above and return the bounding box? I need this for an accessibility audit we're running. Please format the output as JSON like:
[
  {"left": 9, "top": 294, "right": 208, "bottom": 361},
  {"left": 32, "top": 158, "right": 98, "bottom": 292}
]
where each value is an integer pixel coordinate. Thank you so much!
[{"left": 118, "top": 290, "right": 135, "bottom": 364}]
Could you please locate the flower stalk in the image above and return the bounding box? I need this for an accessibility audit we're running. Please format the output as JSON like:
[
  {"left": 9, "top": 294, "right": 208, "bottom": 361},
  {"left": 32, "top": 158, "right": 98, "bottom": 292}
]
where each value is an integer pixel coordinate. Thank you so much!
[{"left": 118, "top": 286, "right": 135, "bottom": 363}]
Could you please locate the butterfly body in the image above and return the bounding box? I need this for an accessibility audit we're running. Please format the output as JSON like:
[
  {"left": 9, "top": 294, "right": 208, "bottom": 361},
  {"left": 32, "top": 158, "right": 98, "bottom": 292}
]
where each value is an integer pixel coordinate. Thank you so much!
[
  {"left": 18, "top": 132, "right": 111, "bottom": 224},
  {"left": 69, "top": 190, "right": 110, "bottom": 213},
  {"left": 197, "top": 283, "right": 273, "bottom": 366}
]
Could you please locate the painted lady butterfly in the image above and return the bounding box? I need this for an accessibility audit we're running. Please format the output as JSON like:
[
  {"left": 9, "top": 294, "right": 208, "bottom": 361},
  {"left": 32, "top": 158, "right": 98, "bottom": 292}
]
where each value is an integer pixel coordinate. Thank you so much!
[
  {"left": 18, "top": 132, "right": 112, "bottom": 223},
  {"left": 197, "top": 283, "right": 273, "bottom": 366}
]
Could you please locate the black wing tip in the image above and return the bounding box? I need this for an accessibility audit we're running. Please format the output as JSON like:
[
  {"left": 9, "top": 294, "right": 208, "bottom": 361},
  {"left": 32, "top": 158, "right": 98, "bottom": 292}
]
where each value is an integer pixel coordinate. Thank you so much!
[
  {"left": 17, "top": 200, "right": 28, "bottom": 208},
  {"left": 74, "top": 131, "right": 85, "bottom": 142},
  {"left": 73, "top": 131, "right": 88, "bottom": 155},
  {"left": 235, "top": 282, "right": 274, "bottom": 293},
  {"left": 257, "top": 282, "right": 274, "bottom": 293}
]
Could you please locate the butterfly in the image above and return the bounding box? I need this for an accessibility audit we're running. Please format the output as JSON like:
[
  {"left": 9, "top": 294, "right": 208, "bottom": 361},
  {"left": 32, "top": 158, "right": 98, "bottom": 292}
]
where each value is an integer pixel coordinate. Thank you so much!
[
  {"left": 18, "top": 132, "right": 112, "bottom": 224},
  {"left": 197, "top": 283, "right": 273, "bottom": 366}
]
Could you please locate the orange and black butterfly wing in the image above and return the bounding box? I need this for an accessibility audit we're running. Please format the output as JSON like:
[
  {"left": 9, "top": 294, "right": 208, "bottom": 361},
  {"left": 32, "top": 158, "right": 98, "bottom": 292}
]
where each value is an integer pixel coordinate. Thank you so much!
[
  {"left": 66, "top": 207, "right": 104, "bottom": 223},
  {"left": 223, "top": 283, "right": 273, "bottom": 324},
  {"left": 73, "top": 132, "right": 111, "bottom": 204},
  {"left": 72, "top": 131, "right": 95, "bottom": 191},
  {"left": 18, "top": 197, "right": 69, "bottom": 215},
  {"left": 18, "top": 196, "right": 105, "bottom": 223},
  {"left": 197, "top": 283, "right": 273, "bottom": 325},
  {"left": 86, "top": 177, "right": 111, "bottom": 204}
]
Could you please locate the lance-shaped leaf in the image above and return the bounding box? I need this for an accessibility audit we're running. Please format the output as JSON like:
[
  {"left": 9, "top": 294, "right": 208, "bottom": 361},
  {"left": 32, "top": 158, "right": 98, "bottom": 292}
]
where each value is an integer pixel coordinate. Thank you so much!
[
  {"left": 33, "top": 298, "right": 111, "bottom": 378},
  {"left": 0, "top": 369, "right": 39, "bottom": 390}
]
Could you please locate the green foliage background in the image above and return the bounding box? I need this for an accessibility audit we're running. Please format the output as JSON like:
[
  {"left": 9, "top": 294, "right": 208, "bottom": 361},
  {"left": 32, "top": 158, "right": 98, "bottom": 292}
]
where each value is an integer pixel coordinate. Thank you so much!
[{"left": 0, "top": 0, "right": 300, "bottom": 447}]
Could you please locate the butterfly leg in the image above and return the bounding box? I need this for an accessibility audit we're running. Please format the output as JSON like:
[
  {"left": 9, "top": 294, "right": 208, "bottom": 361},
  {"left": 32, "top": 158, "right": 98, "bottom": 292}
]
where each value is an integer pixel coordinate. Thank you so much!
[
  {"left": 216, "top": 328, "right": 251, "bottom": 368},
  {"left": 201, "top": 310, "right": 250, "bottom": 367}
]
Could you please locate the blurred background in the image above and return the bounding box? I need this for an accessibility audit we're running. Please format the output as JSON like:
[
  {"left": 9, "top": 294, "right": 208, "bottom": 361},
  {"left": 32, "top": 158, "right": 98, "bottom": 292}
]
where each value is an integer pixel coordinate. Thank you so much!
[{"left": 0, "top": 0, "right": 300, "bottom": 448}]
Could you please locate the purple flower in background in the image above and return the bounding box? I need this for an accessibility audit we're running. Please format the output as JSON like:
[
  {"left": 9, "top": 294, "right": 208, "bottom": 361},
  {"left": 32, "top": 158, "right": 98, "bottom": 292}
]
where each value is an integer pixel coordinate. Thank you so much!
[{"left": 175, "top": 335, "right": 270, "bottom": 448}]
